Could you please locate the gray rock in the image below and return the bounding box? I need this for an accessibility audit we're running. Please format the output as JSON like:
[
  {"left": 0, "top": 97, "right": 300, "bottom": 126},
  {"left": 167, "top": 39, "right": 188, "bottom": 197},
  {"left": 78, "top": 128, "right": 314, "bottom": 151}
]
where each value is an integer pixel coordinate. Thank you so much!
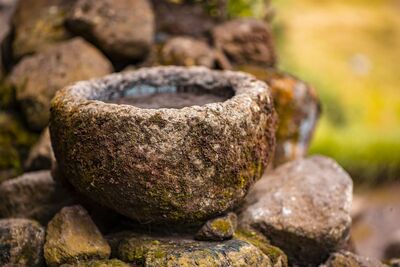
[
  {"left": 50, "top": 66, "right": 277, "bottom": 225},
  {"left": 161, "top": 36, "right": 215, "bottom": 68},
  {"left": 323, "top": 251, "right": 387, "bottom": 267},
  {"left": 195, "top": 213, "right": 237, "bottom": 241},
  {"left": 24, "top": 127, "right": 54, "bottom": 171},
  {"left": 8, "top": 38, "right": 112, "bottom": 130},
  {"left": 0, "top": 170, "right": 75, "bottom": 224},
  {"left": 213, "top": 19, "right": 276, "bottom": 68},
  {"left": 118, "top": 234, "right": 273, "bottom": 266},
  {"left": 11, "top": 0, "right": 75, "bottom": 60},
  {"left": 44, "top": 205, "right": 111, "bottom": 267},
  {"left": 239, "top": 156, "right": 353, "bottom": 265},
  {"left": 67, "top": 0, "right": 154, "bottom": 61},
  {"left": 0, "top": 218, "right": 45, "bottom": 267}
]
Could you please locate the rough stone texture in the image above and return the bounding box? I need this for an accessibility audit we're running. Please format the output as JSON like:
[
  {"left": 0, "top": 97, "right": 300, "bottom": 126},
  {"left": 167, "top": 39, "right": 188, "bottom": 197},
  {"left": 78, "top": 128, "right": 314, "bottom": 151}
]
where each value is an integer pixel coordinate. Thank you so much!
[
  {"left": 44, "top": 205, "right": 111, "bottom": 267},
  {"left": 118, "top": 234, "right": 273, "bottom": 266},
  {"left": 24, "top": 127, "right": 54, "bottom": 171},
  {"left": 195, "top": 212, "right": 237, "bottom": 241},
  {"left": 9, "top": 38, "right": 112, "bottom": 131},
  {"left": 50, "top": 66, "right": 277, "bottom": 225},
  {"left": 152, "top": 0, "right": 216, "bottom": 38},
  {"left": 236, "top": 66, "right": 321, "bottom": 166},
  {"left": 213, "top": 19, "right": 276, "bottom": 68},
  {"left": 0, "top": 170, "right": 75, "bottom": 224},
  {"left": 67, "top": 0, "right": 154, "bottom": 61},
  {"left": 238, "top": 156, "right": 353, "bottom": 266},
  {"left": 323, "top": 251, "right": 387, "bottom": 267},
  {"left": 60, "top": 259, "right": 130, "bottom": 267},
  {"left": 0, "top": 111, "right": 37, "bottom": 182},
  {"left": 0, "top": 218, "right": 45, "bottom": 267},
  {"left": 234, "top": 228, "right": 288, "bottom": 267},
  {"left": 11, "top": 0, "right": 75, "bottom": 60},
  {"left": 161, "top": 36, "right": 214, "bottom": 68}
]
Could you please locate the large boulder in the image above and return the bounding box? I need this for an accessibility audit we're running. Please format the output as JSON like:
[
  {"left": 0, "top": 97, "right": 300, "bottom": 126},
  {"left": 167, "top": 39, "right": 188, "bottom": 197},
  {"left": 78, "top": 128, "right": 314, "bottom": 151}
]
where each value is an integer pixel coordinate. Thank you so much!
[
  {"left": 0, "top": 111, "right": 37, "bottom": 182},
  {"left": 0, "top": 218, "right": 45, "bottom": 267},
  {"left": 50, "top": 66, "right": 277, "bottom": 225},
  {"left": 8, "top": 38, "right": 112, "bottom": 131},
  {"left": 238, "top": 156, "right": 353, "bottom": 265},
  {"left": 118, "top": 234, "right": 273, "bottom": 266},
  {"left": 213, "top": 19, "right": 276, "bottom": 68},
  {"left": 237, "top": 67, "right": 321, "bottom": 166},
  {"left": 161, "top": 36, "right": 215, "bottom": 68},
  {"left": 67, "top": 0, "right": 154, "bottom": 61},
  {"left": 44, "top": 205, "right": 111, "bottom": 267},
  {"left": 0, "top": 170, "right": 75, "bottom": 224},
  {"left": 11, "top": 0, "right": 75, "bottom": 60}
]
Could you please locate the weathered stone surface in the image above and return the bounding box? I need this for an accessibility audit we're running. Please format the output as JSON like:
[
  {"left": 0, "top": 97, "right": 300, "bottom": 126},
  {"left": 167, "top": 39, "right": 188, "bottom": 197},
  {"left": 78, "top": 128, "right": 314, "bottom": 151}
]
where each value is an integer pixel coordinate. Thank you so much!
[
  {"left": 234, "top": 228, "right": 288, "bottom": 267},
  {"left": 50, "top": 66, "right": 277, "bottom": 225},
  {"left": 0, "top": 218, "right": 45, "bottom": 267},
  {"left": 24, "top": 127, "right": 54, "bottom": 171},
  {"left": 60, "top": 259, "right": 130, "bottom": 267},
  {"left": 161, "top": 36, "right": 215, "bottom": 68},
  {"left": 213, "top": 19, "right": 276, "bottom": 68},
  {"left": 9, "top": 38, "right": 112, "bottom": 131},
  {"left": 152, "top": 0, "right": 216, "bottom": 38},
  {"left": 195, "top": 213, "right": 237, "bottom": 241},
  {"left": 0, "top": 111, "right": 37, "bottom": 182},
  {"left": 67, "top": 0, "right": 154, "bottom": 61},
  {"left": 118, "top": 234, "right": 273, "bottom": 266},
  {"left": 237, "top": 66, "right": 321, "bottom": 166},
  {"left": 239, "top": 156, "right": 353, "bottom": 265},
  {"left": 44, "top": 205, "right": 111, "bottom": 267},
  {"left": 323, "top": 251, "right": 387, "bottom": 267},
  {"left": 0, "top": 170, "right": 75, "bottom": 224},
  {"left": 11, "top": 0, "right": 75, "bottom": 60}
]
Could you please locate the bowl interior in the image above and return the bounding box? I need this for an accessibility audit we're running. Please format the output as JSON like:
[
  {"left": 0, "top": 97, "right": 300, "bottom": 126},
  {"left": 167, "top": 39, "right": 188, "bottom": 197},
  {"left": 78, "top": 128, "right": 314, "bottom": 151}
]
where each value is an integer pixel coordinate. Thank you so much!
[{"left": 106, "top": 83, "right": 235, "bottom": 109}]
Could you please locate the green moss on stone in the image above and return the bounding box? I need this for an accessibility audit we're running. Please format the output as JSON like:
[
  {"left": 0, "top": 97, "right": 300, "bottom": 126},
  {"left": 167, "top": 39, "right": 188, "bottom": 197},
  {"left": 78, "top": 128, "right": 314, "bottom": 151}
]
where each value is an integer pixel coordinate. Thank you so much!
[{"left": 60, "top": 259, "right": 130, "bottom": 267}]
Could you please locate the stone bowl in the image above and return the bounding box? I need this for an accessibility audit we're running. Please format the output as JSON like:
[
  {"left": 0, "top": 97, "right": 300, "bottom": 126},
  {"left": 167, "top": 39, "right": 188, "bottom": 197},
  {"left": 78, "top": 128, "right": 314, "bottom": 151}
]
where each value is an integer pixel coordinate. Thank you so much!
[{"left": 50, "top": 66, "right": 277, "bottom": 225}]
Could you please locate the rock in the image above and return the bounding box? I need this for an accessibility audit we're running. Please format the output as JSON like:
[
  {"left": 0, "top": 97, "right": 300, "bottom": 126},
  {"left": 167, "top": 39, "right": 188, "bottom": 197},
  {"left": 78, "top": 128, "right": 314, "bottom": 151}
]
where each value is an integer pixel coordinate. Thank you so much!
[
  {"left": 11, "top": 0, "right": 75, "bottom": 60},
  {"left": 161, "top": 36, "right": 215, "bottom": 68},
  {"left": 385, "top": 230, "right": 400, "bottom": 260},
  {"left": 0, "top": 218, "right": 45, "bottom": 266},
  {"left": 118, "top": 234, "right": 273, "bottom": 266},
  {"left": 195, "top": 213, "right": 237, "bottom": 241},
  {"left": 213, "top": 19, "right": 276, "bottom": 68},
  {"left": 24, "top": 127, "right": 54, "bottom": 171},
  {"left": 0, "top": 111, "right": 37, "bottom": 182},
  {"left": 60, "top": 259, "right": 130, "bottom": 267},
  {"left": 323, "top": 251, "right": 387, "bottom": 267},
  {"left": 67, "top": 0, "right": 154, "bottom": 61},
  {"left": 0, "top": 170, "right": 75, "bottom": 224},
  {"left": 390, "top": 259, "right": 400, "bottom": 267},
  {"left": 44, "top": 205, "right": 111, "bottom": 267},
  {"left": 8, "top": 38, "right": 112, "bottom": 131},
  {"left": 236, "top": 67, "right": 321, "bottom": 166},
  {"left": 0, "top": 0, "right": 17, "bottom": 77},
  {"left": 152, "top": 0, "right": 216, "bottom": 38},
  {"left": 238, "top": 156, "right": 353, "bottom": 265},
  {"left": 234, "top": 228, "right": 288, "bottom": 267},
  {"left": 50, "top": 66, "right": 277, "bottom": 225}
]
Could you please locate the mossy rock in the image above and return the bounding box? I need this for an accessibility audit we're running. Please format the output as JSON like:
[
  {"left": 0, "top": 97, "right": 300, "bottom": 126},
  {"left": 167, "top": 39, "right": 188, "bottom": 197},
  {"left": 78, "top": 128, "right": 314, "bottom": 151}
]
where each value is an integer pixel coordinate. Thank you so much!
[
  {"left": 195, "top": 213, "right": 237, "bottom": 241},
  {"left": 60, "top": 259, "right": 130, "bottom": 267},
  {"left": 0, "top": 111, "right": 37, "bottom": 182}
]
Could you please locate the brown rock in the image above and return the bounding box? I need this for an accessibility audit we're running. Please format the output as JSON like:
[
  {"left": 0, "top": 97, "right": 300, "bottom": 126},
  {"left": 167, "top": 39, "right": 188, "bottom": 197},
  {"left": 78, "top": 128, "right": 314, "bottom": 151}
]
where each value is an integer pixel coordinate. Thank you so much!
[
  {"left": 0, "top": 0, "right": 17, "bottom": 77},
  {"left": 44, "top": 205, "right": 111, "bottom": 267},
  {"left": 0, "top": 218, "right": 45, "bottom": 267},
  {"left": 67, "top": 0, "right": 154, "bottom": 61},
  {"left": 323, "top": 251, "right": 387, "bottom": 267},
  {"left": 11, "top": 0, "right": 75, "bottom": 60},
  {"left": 213, "top": 19, "right": 276, "bottom": 68},
  {"left": 0, "top": 170, "right": 75, "bottom": 224},
  {"left": 50, "top": 66, "right": 277, "bottom": 225},
  {"left": 161, "top": 36, "right": 215, "bottom": 68},
  {"left": 195, "top": 213, "right": 237, "bottom": 241},
  {"left": 8, "top": 38, "right": 112, "bottom": 130},
  {"left": 239, "top": 156, "right": 353, "bottom": 265},
  {"left": 24, "top": 127, "right": 54, "bottom": 171}
]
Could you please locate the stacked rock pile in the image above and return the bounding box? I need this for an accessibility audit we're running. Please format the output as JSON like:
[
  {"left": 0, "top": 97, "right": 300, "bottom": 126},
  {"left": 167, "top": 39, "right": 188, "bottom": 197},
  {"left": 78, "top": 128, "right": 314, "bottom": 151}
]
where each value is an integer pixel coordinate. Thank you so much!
[{"left": 0, "top": 0, "right": 396, "bottom": 266}]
